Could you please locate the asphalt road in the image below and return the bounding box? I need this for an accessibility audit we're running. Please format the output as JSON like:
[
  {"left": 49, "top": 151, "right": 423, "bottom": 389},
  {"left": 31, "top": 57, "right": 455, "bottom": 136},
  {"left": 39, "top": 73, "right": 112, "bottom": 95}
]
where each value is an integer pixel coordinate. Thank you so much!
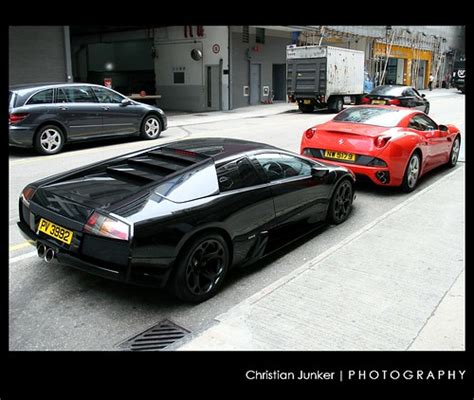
[{"left": 9, "top": 89, "right": 465, "bottom": 350}]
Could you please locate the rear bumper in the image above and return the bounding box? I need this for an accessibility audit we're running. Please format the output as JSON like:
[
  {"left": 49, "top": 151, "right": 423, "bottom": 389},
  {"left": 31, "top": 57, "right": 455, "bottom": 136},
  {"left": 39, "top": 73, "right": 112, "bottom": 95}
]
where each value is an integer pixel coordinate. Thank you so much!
[
  {"left": 308, "top": 157, "right": 397, "bottom": 186},
  {"left": 17, "top": 219, "right": 174, "bottom": 288},
  {"left": 9, "top": 125, "right": 35, "bottom": 147}
]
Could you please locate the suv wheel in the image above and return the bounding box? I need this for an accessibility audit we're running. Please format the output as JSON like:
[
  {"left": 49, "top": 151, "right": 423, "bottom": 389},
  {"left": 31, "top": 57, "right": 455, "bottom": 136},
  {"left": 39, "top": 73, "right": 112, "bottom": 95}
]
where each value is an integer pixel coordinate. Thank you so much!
[
  {"left": 34, "top": 125, "right": 65, "bottom": 155},
  {"left": 141, "top": 115, "right": 162, "bottom": 140}
]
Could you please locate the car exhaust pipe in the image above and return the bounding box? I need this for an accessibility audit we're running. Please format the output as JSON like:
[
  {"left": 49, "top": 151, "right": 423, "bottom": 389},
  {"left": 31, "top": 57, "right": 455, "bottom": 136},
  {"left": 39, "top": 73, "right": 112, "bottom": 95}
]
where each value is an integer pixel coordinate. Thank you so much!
[
  {"left": 44, "top": 248, "right": 55, "bottom": 263},
  {"left": 37, "top": 243, "right": 46, "bottom": 258}
]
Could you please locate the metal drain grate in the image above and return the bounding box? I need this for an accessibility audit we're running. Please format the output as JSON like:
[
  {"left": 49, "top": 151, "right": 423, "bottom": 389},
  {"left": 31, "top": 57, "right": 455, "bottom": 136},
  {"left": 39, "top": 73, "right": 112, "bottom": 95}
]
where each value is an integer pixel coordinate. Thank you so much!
[{"left": 117, "top": 319, "right": 190, "bottom": 351}]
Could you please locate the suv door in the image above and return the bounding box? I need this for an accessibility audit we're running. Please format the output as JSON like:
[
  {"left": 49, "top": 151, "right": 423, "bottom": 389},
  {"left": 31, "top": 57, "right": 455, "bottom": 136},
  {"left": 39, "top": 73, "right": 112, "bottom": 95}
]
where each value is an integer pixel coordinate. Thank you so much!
[
  {"left": 55, "top": 86, "right": 102, "bottom": 140},
  {"left": 91, "top": 86, "right": 142, "bottom": 135}
]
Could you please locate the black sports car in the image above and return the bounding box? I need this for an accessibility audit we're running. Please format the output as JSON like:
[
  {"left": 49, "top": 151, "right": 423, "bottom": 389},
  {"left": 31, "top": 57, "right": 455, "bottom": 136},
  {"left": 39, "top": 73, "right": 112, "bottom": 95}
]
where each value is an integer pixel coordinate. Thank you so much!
[
  {"left": 361, "top": 85, "right": 430, "bottom": 114},
  {"left": 18, "top": 138, "right": 355, "bottom": 302}
]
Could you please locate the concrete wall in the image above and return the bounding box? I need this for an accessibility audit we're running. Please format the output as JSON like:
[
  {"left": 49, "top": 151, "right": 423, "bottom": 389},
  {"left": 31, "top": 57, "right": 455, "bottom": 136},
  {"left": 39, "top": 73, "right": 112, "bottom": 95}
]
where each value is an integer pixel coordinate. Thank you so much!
[
  {"left": 153, "top": 26, "right": 229, "bottom": 112},
  {"left": 9, "top": 26, "right": 67, "bottom": 85},
  {"left": 231, "top": 27, "right": 292, "bottom": 109}
]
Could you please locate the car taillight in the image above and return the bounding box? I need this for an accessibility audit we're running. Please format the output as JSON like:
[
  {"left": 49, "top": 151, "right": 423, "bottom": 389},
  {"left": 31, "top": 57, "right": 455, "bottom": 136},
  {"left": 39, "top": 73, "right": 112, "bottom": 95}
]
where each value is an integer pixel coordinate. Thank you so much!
[
  {"left": 21, "top": 185, "right": 36, "bottom": 204},
  {"left": 388, "top": 99, "right": 401, "bottom": 105},
  {"left": 305, "top": 128, "right": 316, "bottom": 139},
  {"left": 374, "top": 136, "right": 391, "bottom": 148},
  {"left": 361, "top": 97, "right": 370, "bottom": 104},
  {"left": 83, "top": 212, "right": 130, "bottom": 241},
  {"left": 9, "top": 113, "right": 29, "bottom": 124}
]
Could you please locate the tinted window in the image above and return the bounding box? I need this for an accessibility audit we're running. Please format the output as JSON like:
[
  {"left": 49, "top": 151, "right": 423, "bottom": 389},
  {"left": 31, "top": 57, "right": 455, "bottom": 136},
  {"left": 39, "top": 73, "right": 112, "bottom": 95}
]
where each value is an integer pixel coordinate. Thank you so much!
[
  {"left": 62, "top": 86, "right": 97, "bottom": 103},
  {"left": 405, "top": 88, "right": 417, "bottom": 97},
  {"left": 370, "top": 86, "right": 405, "bottom": 96},
  {"left": 55, "top": 88, "right": 68, "bottom": 103},
  {"left": 408, "top": 114, "right": 438, "bottom": 131},
  {"left": 255, "top": 153, "right": 312, "bottom": 182},
  {"left": 26, "top": 89, "right": 53, "bottom": 105},
  {"left": 216, "top": 157, "right": 261, "bottom": 192},
  {"left": 333, "top": 107, "right": 404, "bottom": 127},
  {"left": 92, "top": 87, "right": 124, "bottom": 103}
]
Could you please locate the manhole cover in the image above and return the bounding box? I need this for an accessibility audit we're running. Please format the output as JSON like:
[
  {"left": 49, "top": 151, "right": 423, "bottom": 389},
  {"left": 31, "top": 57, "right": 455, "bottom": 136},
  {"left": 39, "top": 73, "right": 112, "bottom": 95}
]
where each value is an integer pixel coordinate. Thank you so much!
[{"left": 117, "top": 319, "right": 190, "bottom": 351}]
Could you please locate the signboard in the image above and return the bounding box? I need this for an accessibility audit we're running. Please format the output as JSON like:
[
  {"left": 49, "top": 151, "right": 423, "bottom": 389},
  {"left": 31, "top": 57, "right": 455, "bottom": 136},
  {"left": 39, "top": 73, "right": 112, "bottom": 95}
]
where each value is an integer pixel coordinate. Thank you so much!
[
  {"left": 286, "top": 45, "right": 327, "bottom": 59},
  {"left": 212, "top": 44, "right": 220, "bottom": 54},
  {"left": 104, "top": 78, "right": 112, "bottom": 88}
]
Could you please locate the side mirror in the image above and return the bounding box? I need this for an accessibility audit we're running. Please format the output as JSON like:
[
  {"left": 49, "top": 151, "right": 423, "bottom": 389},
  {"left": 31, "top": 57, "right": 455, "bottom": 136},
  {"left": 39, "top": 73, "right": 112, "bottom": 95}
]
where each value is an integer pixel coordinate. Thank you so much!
[
  {"left": 121, "top": 98, "right": 132, "bottom": 106},
  {"left": 438, "top": 124, "right": 449, "bottom": 132},
  {"left": 311, "top": 165, "right": 329, "bottom": 178},
  {"left": 421, "top": 94, "right": 426, "bottom": 98}
]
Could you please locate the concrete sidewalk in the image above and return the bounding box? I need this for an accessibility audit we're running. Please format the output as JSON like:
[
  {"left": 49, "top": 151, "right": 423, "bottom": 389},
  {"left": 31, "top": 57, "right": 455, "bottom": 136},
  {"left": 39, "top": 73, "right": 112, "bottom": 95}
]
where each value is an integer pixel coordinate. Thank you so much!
[
  {"left": 166, "top": 102, "right": 297, "bottom": 128},
  {"left": 176, "top": 165, "right": 465, "bottom": 351}
]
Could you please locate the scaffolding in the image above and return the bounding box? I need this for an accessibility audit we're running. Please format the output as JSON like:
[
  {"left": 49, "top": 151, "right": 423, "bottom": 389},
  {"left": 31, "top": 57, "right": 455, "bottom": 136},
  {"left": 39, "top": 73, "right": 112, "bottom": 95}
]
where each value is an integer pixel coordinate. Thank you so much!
[{"left": 294, "top": 26, "right": 447, "bottom": 89}]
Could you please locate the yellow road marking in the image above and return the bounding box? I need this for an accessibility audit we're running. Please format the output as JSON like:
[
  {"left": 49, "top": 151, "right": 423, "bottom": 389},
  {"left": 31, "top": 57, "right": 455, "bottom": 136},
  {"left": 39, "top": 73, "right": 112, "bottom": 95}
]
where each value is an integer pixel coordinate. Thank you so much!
[{"left": 9, "top": 241, "right": 34, "bottom": 252}]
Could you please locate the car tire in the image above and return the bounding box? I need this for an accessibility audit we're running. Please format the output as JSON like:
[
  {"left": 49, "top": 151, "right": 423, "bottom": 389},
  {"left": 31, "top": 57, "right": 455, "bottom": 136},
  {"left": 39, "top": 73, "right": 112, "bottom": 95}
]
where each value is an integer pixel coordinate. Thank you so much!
[
  {"left": 424, "top": 104, "right": 430, "bottom": 114},
  {"left": 447, "top": 136, "right": 461, "bottom": 168},
  {"left": 329, "top": 96, "right": 344, "bottom": 113},
  {"left": 401, "top": 152, "right": 421, "bottom": 192},
  {"left": 327, "top": 179, "right": 353, "bottom": 224},
  {"left": 170, "top": 233, "right": 230, "bottom": 303},
  {"left": 34, "top": 125, "right": 65, "bottom": 155},
  {"left": 140, "top": 115, "right": 162, "bottom": 140},
  {"left": 299, "top": 104, "right": 314, "bottom": 113}
]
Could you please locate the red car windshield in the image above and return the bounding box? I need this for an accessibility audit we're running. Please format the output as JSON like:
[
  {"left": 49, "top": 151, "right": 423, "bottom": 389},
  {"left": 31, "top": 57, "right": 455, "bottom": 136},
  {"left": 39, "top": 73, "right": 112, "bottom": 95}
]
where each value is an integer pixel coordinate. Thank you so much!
[{"left": 333, "top": 107, "right": 405, "bottom": 127}]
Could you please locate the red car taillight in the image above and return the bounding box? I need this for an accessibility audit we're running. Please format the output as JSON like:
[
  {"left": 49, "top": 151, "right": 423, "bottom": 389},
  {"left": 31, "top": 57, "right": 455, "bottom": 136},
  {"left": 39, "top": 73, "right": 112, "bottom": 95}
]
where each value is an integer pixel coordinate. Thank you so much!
[
  {"left": 361, "top": 96, "right": 370, "bottom": 104},
  {"left": 305, "top": 128, "right": 316, "bottom": 139},
  {"left": 21, "top": 185, "right": 36, "bottom": 204},
  {"left": 9, "top": 112, "right": 29, "bottom": 124},
  {"left": 83, "top": 212, "right": 130, "bottom": 241},
  {"left": 388, "top": 99, "right": 401, "bottom": 105},
  {"left": 374, "top": 135, "right": 392, "bottom": 148}
]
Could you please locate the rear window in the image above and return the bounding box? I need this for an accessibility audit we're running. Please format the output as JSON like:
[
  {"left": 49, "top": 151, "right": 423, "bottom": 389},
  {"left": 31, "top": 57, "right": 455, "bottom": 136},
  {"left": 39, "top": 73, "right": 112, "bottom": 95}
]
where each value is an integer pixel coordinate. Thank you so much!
[
  {"left": 26, "top": 89, "right": 53, "bottom": 105},
  {"left": 333, "top": 107, "right": 404, "bottom": 127},
  {"left": 370, "top": 86, "right": 405, "bottom": 96}
]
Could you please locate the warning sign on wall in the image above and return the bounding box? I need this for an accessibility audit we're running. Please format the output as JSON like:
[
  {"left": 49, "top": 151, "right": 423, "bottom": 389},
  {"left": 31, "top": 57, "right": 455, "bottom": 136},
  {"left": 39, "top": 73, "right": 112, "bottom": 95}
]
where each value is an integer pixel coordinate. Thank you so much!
[{"left": 212, "top": 44, "right": 220, "bottom": 54}]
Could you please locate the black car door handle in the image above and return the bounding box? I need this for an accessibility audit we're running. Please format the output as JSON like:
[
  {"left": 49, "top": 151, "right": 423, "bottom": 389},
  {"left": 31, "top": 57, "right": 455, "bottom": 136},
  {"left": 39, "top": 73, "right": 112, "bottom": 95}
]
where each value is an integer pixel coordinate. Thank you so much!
[
  {"left": 59, "top": 106, "right": 68, "bottom": 110},
  {"left": 102, "top": 106, "right": 110, "bottom": 111}
]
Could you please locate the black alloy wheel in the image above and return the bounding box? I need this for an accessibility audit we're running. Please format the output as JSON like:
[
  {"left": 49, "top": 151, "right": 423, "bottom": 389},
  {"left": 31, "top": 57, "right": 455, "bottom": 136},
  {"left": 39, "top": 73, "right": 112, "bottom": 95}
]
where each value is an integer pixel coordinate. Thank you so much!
[
  {"left": 171, "top": 233, "right": 229, "bottom": 302},
  {"left": 330, "top": 97, "right": 344, "bottom": 113},
  {"left": 327, "top": 179, "right": 353, "bottom": 224}
]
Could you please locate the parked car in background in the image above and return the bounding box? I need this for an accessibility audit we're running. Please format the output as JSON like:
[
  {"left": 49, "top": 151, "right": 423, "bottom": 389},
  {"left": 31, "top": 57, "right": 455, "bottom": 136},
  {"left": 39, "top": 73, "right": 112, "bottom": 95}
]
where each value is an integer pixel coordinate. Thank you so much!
[
  {"left": 361, "top": 85, "right": 430, "bottom": 114},
  {"left": 9, "top": 83, "right": 168, "bottom": 155},
  {"left": 18, "top": 138, "right": 355, "bottom": 302},
  {"left": 301, "top": 105, "right": 461, "bottom": 192}
]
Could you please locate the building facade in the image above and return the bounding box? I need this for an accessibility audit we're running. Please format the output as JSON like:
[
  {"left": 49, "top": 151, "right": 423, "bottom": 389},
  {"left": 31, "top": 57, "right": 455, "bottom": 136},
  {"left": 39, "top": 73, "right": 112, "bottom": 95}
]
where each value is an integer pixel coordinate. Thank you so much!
[{"left": 9, "top": 25, "right": 465, "bottom": 111}]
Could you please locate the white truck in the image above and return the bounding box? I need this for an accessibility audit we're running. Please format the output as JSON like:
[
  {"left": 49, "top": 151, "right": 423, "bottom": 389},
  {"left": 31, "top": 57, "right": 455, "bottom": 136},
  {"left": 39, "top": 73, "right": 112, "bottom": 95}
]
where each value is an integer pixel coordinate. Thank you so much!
[{"left": 286, "top": 45, "right": 366, "bottom": 113}]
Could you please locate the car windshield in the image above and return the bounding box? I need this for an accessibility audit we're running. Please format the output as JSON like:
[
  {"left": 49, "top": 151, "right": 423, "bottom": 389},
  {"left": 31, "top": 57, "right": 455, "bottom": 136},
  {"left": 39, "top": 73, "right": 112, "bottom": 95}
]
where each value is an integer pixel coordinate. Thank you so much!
[
  {"left": 333, "top": 107, "right": 404, "bottom": 127},
  {"left": 370, "top": 86, "right": 405, "bottom": 96}
]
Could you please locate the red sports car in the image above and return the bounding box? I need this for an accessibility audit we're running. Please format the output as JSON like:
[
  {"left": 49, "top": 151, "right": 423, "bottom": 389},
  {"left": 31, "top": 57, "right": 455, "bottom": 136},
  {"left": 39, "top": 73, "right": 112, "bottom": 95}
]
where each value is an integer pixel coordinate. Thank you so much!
[{"left": 300, "top": 105, "right": 461, "bottom": 192}]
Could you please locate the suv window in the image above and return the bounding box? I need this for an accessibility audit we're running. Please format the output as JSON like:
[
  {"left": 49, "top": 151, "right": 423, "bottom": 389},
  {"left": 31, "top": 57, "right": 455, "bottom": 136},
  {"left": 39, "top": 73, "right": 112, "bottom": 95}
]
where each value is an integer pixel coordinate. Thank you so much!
[
  {"left": 62, "top": 86, "right": 97, "bottom": 103},
  {"left": 92, "top": 87, "right": 125, "bottom": 103},
  {"left": 55, "top": 88, "right": 68, "bottom": 103},
  {"left": 408, "top": 114, "right": 438, "bottom": 131},
  {"left": 255, "top": 153, "right": 312, "bottom": 182},
  {"left": 216, "top": 157, "right": 261, "bottom": 192},
  {"left": 26, "top": 89, "right": 53, "bottom": 105}
]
